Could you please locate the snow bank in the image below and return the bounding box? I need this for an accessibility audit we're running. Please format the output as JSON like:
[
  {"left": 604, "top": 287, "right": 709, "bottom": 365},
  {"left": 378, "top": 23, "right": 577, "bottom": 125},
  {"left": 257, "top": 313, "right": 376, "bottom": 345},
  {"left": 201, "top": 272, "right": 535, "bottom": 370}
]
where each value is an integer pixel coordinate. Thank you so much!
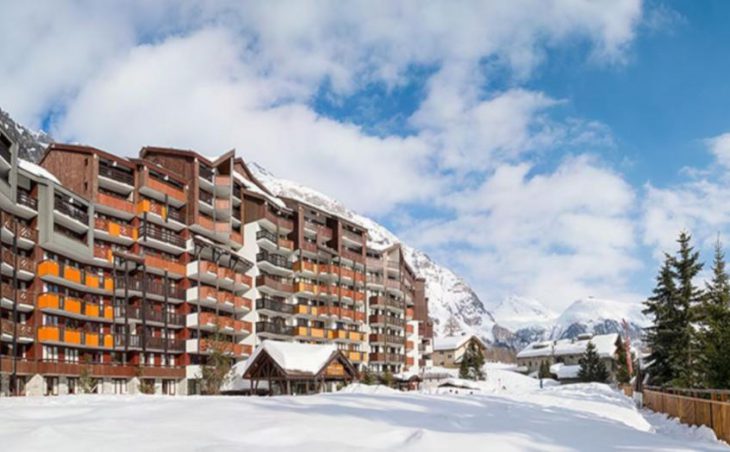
[{"left": 337, "top": 383, "right": 398, "bottom": 395}]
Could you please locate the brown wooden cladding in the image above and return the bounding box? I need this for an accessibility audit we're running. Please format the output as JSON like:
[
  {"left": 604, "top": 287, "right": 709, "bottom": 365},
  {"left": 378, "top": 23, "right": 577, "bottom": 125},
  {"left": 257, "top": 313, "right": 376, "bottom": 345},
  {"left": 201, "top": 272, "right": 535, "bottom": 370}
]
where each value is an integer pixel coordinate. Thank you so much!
[
  {"left": 0, "top": 358, "right": 185, "bottom": 378},
  {"left": 644, "top": 388, "right": 730, "bottom": 443}
]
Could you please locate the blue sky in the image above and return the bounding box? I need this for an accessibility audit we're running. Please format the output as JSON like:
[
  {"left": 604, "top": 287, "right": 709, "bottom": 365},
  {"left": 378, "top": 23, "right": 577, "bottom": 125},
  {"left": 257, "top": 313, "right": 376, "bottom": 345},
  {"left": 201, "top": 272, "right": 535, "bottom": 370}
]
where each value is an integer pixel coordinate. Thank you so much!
[{"left": 3, "top": 0, "right": 730, "bottom": 311}]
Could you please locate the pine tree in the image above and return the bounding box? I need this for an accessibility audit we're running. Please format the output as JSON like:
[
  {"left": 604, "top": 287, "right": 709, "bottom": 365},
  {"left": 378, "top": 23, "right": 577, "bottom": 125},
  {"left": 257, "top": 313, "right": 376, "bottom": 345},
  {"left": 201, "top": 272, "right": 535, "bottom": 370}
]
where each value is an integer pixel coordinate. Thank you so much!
[
  {"left": 643, "top": 254, "right": 679, "bottom": 385},
  {"left": 538, "top": 360, "right": 552, "bottom": 379},
  {"left": 614, "top": 336, "right": 631, "bottom": 384},
  {"left": 578, "top": 341, "right": 609, "bottom": 383},
  {"left": 360, "top": 368, "right": 376, "bottom": 385},
  {"left": 671, "top": 231, "right": 704, "bottom": 388},
  {"left": 459, "top": 341, "right": 485, "bottom": 380},
  {"left": 700, "top": 238, "right": 730, "bottom": 388}
]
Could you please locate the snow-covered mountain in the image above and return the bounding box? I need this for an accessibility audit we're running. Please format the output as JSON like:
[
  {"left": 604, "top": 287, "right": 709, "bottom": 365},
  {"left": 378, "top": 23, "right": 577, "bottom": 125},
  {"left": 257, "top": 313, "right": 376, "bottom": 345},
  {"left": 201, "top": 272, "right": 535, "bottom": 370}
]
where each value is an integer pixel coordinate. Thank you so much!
[
  {"left": 249, "top": 163, "right": 500, "bottom": 342},
  {"left": 491, "top": 295, "right": 557, "bottom": 332},
  {"left": 0, "top": 108, "right": 52, "bottom": 162},
  {"left": 549, "top": 297, "right": 647, "bottom": 342}
]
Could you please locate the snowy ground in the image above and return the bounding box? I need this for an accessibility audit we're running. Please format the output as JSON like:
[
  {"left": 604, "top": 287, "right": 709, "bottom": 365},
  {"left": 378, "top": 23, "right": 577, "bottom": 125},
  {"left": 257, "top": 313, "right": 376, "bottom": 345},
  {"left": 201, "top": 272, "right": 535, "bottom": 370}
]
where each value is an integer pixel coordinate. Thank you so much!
[{"left": 0, "top": 368, "right": 726, "bottom": 451}]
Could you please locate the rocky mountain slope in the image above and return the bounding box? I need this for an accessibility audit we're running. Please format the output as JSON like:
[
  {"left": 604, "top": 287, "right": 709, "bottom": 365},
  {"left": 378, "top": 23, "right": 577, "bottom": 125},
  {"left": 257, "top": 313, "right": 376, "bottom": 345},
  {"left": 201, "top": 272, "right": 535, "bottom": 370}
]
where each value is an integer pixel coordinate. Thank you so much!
[{"left": 0, "top": 108, "right": 52, "bottom": 162}]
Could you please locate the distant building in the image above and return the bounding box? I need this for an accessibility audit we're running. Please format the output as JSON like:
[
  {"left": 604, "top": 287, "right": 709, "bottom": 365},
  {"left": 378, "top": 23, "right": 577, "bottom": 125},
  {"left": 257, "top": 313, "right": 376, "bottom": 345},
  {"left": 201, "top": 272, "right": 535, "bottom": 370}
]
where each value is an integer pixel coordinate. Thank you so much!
[
  {"left": 431, "top": 334, "right": 487, "bottom": 368},
  {"left": 515, "top": 333, "right": 620, "bottom": 383}
]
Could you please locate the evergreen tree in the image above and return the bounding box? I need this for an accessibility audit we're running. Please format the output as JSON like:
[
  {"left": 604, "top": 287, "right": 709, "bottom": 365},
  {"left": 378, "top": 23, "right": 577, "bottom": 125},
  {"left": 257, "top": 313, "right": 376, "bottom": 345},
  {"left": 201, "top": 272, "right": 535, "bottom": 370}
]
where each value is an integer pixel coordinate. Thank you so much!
[
  {"left": 643, "top": 254, "right": 679, "bottom": 385},
  {"left": 200, "top": 325, "right": 233, "bottom": 395},
  {"left": 670, "top": 231, "right": 704, "bottom": 388},
  {"left": 538, "top": 360, "right": 552, "bottom": 380},
  {"left": 360, "top": 368, "right": 376, "bottom": 385},
  {"left": 459, "top": 341, "right": 486, "bottom": 380},
  {"left": 700, "top": 238, "right": 730, "bottom": 388},
  {"left": 614, "top": 336, "right": 631, "bottom": 385},
  {"left": 381, "top": 370, "right": 394, "bottom": 387},
  {"left": 578, "top": 341, "right": 609, "bottom": 383}
]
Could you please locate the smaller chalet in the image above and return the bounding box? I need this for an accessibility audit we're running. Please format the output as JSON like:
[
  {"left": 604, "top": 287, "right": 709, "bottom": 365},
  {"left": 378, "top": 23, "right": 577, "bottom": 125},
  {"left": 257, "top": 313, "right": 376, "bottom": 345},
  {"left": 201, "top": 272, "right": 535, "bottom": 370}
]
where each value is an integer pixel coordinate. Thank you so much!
[
  {"left": 432, "top": 334, "right": 488, "bottom": 368},
  {"left": 240, "top": 341, "right": 358, "bottom": 395}
]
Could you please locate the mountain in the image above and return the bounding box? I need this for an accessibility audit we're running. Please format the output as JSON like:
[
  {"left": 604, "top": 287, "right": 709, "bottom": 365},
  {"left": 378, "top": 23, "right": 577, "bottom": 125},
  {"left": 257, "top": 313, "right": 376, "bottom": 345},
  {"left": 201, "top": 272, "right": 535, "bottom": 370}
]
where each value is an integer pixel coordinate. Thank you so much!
[
  {"left": 549, "top": 296, "right": 647, "bottom": 342},
  {"left": 0, "top": 108, "right": 52, "bottom": 162},
  {"left": 248, "top": 163, "right": 500, "bottom": 342}
]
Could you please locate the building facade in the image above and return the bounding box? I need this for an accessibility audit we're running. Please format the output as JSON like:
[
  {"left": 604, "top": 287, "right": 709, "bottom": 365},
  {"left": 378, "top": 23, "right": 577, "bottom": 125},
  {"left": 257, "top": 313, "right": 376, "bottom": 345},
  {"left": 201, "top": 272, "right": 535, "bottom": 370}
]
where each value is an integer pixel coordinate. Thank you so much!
[
  {"left": 0, "top": 132, "right": 433, "bottom": 396},
  {"left": 432, "top": 335, "right": 487, "bottom": 368}
]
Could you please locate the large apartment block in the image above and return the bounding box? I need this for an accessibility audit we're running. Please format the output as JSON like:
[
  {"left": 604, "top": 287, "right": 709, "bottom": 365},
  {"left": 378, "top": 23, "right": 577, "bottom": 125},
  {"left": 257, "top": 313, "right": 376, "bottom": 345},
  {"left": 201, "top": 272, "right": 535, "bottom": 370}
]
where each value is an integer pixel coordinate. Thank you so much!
[{"left": 0, "top": 131, "right": 432, "bottom": 396}]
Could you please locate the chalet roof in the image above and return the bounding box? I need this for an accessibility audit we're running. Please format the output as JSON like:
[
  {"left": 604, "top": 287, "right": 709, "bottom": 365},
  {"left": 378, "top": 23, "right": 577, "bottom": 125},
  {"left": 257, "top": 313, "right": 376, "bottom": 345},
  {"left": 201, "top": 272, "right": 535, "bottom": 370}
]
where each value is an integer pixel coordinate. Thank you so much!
[
  {"left": 241, "top": 340, "right": 343, "bottom": 377},
  {"left": 433, "top": 334, "right": 487, "bottom": 352}
]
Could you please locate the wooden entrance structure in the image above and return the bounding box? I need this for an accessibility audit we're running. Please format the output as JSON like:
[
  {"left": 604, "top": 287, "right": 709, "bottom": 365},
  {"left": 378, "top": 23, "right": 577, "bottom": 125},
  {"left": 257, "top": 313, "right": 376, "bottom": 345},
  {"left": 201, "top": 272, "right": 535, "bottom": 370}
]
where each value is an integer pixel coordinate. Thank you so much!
[{"left": 243, "top": 343, "right": 358, "bottom": 395}]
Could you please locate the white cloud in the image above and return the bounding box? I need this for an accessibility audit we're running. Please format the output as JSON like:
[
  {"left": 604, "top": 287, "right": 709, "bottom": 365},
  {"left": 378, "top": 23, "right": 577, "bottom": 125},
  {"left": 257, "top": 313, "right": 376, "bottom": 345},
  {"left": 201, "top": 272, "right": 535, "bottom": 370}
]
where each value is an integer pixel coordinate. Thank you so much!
[{"left": 403, "top": 155, "right": 642, "bottom": 310}]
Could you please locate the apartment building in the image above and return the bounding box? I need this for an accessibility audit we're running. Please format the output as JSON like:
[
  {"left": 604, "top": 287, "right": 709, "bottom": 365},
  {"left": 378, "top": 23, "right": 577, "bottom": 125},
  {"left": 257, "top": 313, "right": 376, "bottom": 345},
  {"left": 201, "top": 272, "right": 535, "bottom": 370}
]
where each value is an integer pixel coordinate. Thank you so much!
[{"left": 0, "top": 131, "right": 432, "bottom": 396}]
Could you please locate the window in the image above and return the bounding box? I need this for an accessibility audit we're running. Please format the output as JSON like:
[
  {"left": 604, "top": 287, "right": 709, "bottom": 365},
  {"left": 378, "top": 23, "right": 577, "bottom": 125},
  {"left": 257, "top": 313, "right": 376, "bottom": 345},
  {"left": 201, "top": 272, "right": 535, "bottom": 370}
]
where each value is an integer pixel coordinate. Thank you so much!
[
  {"left": 67, "top": 377, "right": 78, "bottom": 395},
  {"left": 45, "top": 377, "right": 59, "bottom": 396},
  {"left": 162, "top": 380, "right": 176, "bottom": 396},
  {"left": 43, "top": 346, "right": 59, "bottom": 361},
  {"left": 66, "top": 348, "right": 79, "bottom": 364}
]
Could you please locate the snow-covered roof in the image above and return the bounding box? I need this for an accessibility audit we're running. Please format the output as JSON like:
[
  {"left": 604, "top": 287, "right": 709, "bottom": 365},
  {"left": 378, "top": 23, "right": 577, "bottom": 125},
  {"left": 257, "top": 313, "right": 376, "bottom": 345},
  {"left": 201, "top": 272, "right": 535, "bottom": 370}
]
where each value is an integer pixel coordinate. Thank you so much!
[
  {"left": 433, "top": 334, "right": 487, "bottom": 352},
  {"left": 517, "top": 333, "right": 619, "bottom": 359},
  {"left": 19, "top": 158, "right": 59, "bottom": 184},
  {"left": 438, "top": 378, "right": 481, "bottom": 390},
  {"left": 240, "top": 340, "right": 339, "bottom": 376}
]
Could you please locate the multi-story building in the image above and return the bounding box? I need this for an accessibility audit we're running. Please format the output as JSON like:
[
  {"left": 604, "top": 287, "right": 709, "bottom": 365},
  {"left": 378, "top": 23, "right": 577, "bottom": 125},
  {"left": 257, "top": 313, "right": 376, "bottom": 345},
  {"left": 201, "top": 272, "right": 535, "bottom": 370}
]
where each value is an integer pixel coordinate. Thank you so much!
[{"left": 0, "top": 130, "right": 433, "bottom": 396}]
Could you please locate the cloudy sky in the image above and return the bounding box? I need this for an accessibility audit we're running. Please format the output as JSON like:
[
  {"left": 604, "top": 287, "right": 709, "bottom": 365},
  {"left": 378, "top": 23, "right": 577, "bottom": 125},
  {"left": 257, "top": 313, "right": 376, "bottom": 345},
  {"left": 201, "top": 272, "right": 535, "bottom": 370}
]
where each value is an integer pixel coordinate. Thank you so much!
[{"left": 2, "top": 0, "right": 729, "bottom": 311}]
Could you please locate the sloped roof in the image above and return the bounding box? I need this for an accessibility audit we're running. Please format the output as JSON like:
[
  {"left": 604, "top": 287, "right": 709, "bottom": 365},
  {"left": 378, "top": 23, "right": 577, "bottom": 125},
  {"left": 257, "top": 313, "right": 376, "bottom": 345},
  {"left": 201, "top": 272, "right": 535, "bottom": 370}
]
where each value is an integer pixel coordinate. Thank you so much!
[
  {"left": 517, "top": 333, "right": 619, "bottom": 359},
  {"left": 241, "top": 340, "right": 342, "bottom": 377},
  {"left": 433, "top": 334, "right": 487, "bottom": 352}
]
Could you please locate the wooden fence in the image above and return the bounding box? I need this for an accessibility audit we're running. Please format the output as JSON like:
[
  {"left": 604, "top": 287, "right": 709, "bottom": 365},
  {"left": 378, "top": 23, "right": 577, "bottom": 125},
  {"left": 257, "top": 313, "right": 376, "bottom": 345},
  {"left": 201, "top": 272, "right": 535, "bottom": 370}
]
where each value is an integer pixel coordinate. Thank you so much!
[{"left": 643, "top": 387, "right": 730, "bottom": 443}]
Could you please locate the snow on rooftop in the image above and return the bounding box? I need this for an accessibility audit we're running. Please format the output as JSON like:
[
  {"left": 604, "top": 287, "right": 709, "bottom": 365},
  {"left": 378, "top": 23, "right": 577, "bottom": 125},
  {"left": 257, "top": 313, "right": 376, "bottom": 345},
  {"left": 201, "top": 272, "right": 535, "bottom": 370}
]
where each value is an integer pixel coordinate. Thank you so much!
[
  {"left": 240, "top": 340, "right": 338, "bottom": 376},
  {"left": 517, "top": 333, "right": 619, "bottom": 359},
  {"left": 433, "top": 334, "right": 485, "bottom": 351},
  {"left": 438, "top": 378, "right": 481, "bottom": 390},
  {"left": 18, "top": 158, "right": 59, "bottom": 184},
  {"left": 233, "top": 170, "right": 287, "bottom": 209},
  {"left": 550, "top": 363, "right": 581, "bottom": 380}
]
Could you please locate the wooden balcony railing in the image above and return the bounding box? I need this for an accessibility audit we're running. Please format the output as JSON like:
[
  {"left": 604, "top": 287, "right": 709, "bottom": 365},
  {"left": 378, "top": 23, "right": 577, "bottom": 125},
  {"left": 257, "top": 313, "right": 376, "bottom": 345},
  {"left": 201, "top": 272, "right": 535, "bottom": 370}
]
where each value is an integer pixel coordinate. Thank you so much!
[
  {"left": 369, "top": 333, "right": 405, "bottom": 344},
  {"left": 2, "top": 217, "right": 37, "bottom": 242},
  {"left": 369, "top": 315, "right": 405, "bottom": 328},
  {"left": 369, "top": 352, "right": 405, "bottom": 363},
  {"left": 0, "top": 318, "right": 33, "bottom": 339},
  {"left": 256, "top": 298, "right": 294, "bottom": 315},
  {"left": 256, "top": 321, "right": 294, "bottom": 336},
  {"left": 2, "top": 248, "right": 35, "bottom": 273},
  {"left": 0, "top": 285, "right": 32, "bottom": 306},
  {"left": 256, "top": 275, "right": 293, "bottom": 293}
]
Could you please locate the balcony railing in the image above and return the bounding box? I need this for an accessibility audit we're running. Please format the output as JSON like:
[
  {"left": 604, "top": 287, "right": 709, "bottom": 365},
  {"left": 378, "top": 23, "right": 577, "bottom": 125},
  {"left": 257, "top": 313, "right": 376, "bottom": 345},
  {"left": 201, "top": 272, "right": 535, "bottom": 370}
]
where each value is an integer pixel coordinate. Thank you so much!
[
  {"left": 256, "top": 251, "right": 292, "bottom": 270},
  {"left": 99, "top": 164, "right": 134, "bottom": 186},
  {"left": 369, "top": 333, "right": 405, "bottom": 344},
  {"left": 94, "top": 217, "right": 135, "bottom": 239},
  {"left": 115, "top": 306, "right": 184, "bottom": 327},
  {"left": 199, "top": 165, "right": 214, "bottom": 182},
  {"left": 114, "top": 277, "right": 185, "bottom": 299},
  {"left": 369, "top": 295, "right": 403, "bottom": 310},
  {"left": 199, "top": 190, "right": 213, "bottom": 205},
  {"left": 256, "top": 298, "right": 294, "bottom": 315},
  {"left": 1, "top": 248, "right": 35, "bottom": 273},
  {"left": 139, "top": 225, "right": 185, "bottom": 248},
  {"left": 17, "top": 189, "right": 37, "bottom": 210},
  {"left": 0, "top": 318, "right": 33, "bottom": 339},
  {"left": 37, "top": 293, "right": 113, "bottom": 320},
  {"left": 55, "top": 199, "right": 89, "bottom": 224},
  {"left": 0, "top": 285, "right": 32, "bottom": 306},
  {"left": 256, "top": 275, "right": 293, "bottom": 293},
  {"left": 256, "top": 321, "right": 294, "bottom": 336},
  {"left": 2, "top": 217, "right": 37, "bottom": 242},
  {"left": 369, "top": 314, "right": 405, "bottom": 328},
  {"left": 114, "top": 334, "right": 184, "bottom": 352},
  {"left": 38, "top": 326, "right": 113, "bottom": 349},
  {"left": 97, "top": 192, "right": 135, "bottom": 214},
  {"left": 369, "top": 352, "right": 405, "bottom": 363}
]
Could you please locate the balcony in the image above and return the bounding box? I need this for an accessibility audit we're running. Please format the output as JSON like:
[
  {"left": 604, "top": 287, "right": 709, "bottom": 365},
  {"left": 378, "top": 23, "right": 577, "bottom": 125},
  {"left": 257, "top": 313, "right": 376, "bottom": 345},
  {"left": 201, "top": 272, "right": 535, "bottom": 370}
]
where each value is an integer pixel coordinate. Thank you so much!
[
  {"left": 369, "top": 333, "right": 405, "bottom": 345},
  {"left": 143, "top": 255, "right": 185, "bottom": 277},
  {"left": 256, "top": 274, "right": 293, "bottom": 296},
  {"left": 256, "top": 298, "right": 294, "bottom": 316},
  {"left": 295, "top": 326, "right": 326, "bottom": 339},
  {"left": 1, "top": 217, "right": 37, "bottom": 246},
  {"left": 140, "top": 173, "right": 186, "bottom": 206},
  {"left": 189, "top": 338, "right": 251, "bottom": 357},
  {"left": 115, "top": 306, "right": 184, "bottom": 327},
  {"left": 37, "top": 293, "right": 114, "bottom": 321},
  {"left": 138, "top": 225, "right": 186, "bottom": 252},
  {"left": 385, "top": 279, "right": 401, "bottom": 291},
  {"left": 341, "top": 248, "right": 364, "bottom": 264},
  {"left": 369, "top": 295, "right": 403, "bottom": 311},
  {"left": 369, "top": 352, "right": 405, "bottom": 364},
  {"left": 137, "top": 199, "right": 185, "bottom": 228},
  {"left": 98, "top": 164, "right": 135, "bottom": 189},
  {"left": 260, "top": 209, "right": 294, "bottom": 232},
  {"left": 327, "top": 329, "right": 364, "bottom": 342},
  {"left": 16, "top": 188, "right": 37, "bottom": 211},
  {"left": 94, "top": 217, "right": 135, "bottom": 244},
  {"left": 0, "top": 285, "right": 33, "bottom": 311},
  {"left": 96, "top": 192, "right": 135, "bottom": 216},
  {"left": 115, "top": 334, "right": 184, "bottom": 352},
  {"left": 1, "top": 248, "right": 35, "bottom": 278},
  {"left": 38, "top": 326, "right": 113, "bottom": 349},
  {"left": 342, "top": 228, "right": 363, "bottom": 244},
  {"left": 293, "top": 260, "right": 317, "bottom": 274},
  {"left": 369, "top": 315, "right": 405, "bottom": 329},
  {"left": 347, "top": 351, "right": 367, "bottom": 363},
  {"left": 54, "top": 198, "right": 89, "bottom": 226},
  {"left": 0, "top": 318, "right": 33, "bottom": 342},
  {"left": 256, "top": 229, "right": 293, "bottom": 253},
  {"left": 186, "top": 312, "right": 251, "bottom": 336},
  {"left": 113, "top": 276, "right": 185, "bottom": 300},
  {"left": 199, "top": 164, "right": 214, "bottom": 183},
  {"left": 199, "top": 189, "right": 214, "bottom": 206},
  {"left": 256, "top": 321, "right": 294, "bottom": 337}
]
